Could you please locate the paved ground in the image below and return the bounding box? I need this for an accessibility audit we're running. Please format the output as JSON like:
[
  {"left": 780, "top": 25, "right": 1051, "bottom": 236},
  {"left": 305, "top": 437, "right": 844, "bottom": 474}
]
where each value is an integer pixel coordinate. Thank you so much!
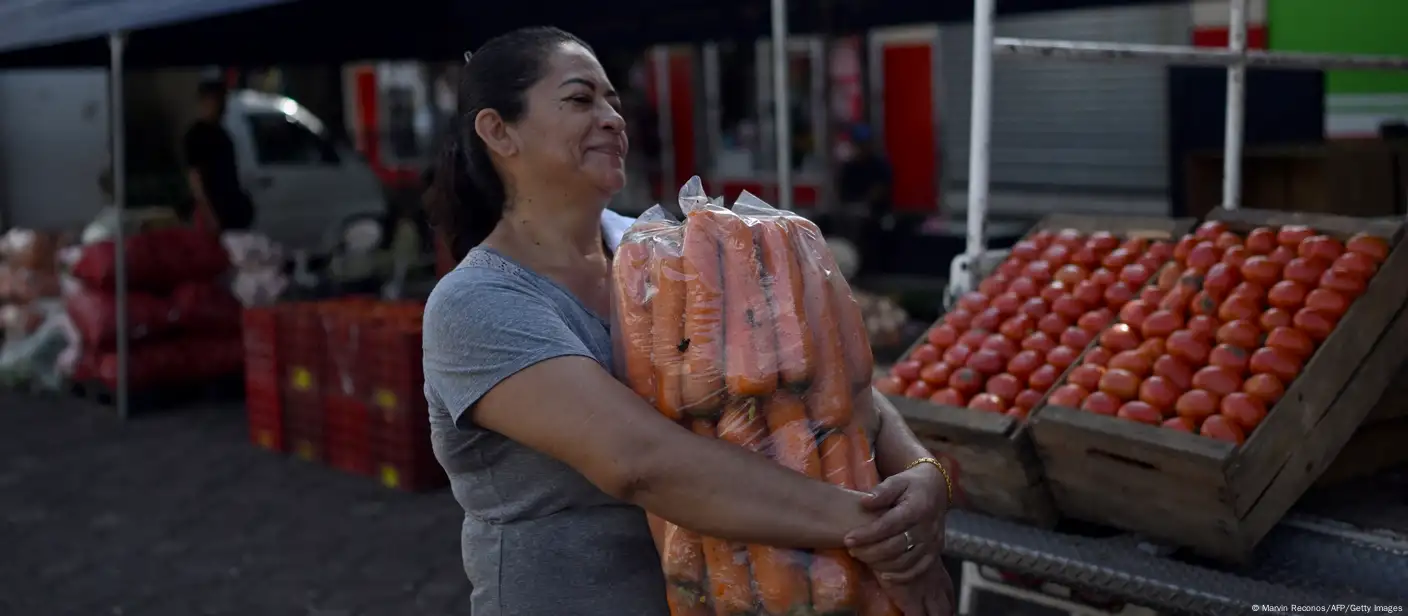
[{"left": 0, "top": 394, "right": 469, "bottom": 616}]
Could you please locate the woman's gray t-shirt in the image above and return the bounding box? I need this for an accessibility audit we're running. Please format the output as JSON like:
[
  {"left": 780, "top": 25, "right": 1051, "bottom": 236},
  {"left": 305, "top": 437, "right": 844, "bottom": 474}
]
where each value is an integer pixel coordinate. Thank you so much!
[{"left": 421, "top": 245, "right": 668, "bottom": 616}]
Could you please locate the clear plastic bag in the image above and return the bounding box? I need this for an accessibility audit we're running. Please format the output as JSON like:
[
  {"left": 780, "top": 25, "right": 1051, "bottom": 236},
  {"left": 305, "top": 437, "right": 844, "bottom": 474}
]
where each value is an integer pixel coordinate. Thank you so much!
[{"left": 611, "top": 178, "right": 896, "bottom": 616}]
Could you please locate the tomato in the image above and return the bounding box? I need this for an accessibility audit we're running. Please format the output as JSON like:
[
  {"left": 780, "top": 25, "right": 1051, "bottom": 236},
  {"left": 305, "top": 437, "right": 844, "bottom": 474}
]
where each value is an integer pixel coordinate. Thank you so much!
[
  {"left": 1221, "top": 392, "right": 1267, "bottom": 432},
  {"left": 1303, "top": 288, "right": 1349, "bottom": 317},
  {"left": 1200, "top": 414, "right": 1246, "bottom": 445},
  {"left": 1192, "top": 365, "right": 1243, "bottom": 397},
  {"left": 1029, "top": 230, "right": 1055, "bottom": 247},
  {"left": 1008, "top": 276, "right": 1040, "bottom": 299},
  {"left": 876, "top": 375, "right": 907, "bottom": 395},
  {"left": 1006, "top": 349, "right": 1045, "bottom": 380},
  {"left": 1078, "top": 308, "right": 1115, "bottom": 333},
  {"left": 1194, "top": 221, "right": 1228, "bottom": 242},
  {"left": 1024, "top": 261, "right": 1054, "bottom": 285},
  {"left": 945, "top": 307, "right": 975, "bottom": 330},
  {"left": 1333, "top": 250, "right": 1378, "bottom": 279},
  {"left": 1137, "top": 337, "right": 1166, "bottom": 361},
  {"left": 1120, "top": 263, "right": 1152, "bottom": 288},
  {"left": 1158, "top": 286, "right": 1195, "bottom": 314},
  {"left": 1209, "top": 344, "right": 1251, "bottom": 374},
  {"left": 1138, "top": 255, "right": 1163, "bottom": 274},
  {"left": 967, "top": 348, "right": 1008, "bottom": 375},
  {"left": 1073, "top": 279, "right": 1106, "bottom": 307},
  {"left": 1102, "top": 248, "right": 1134, "bottom": 271},
  {"left": 1148, "top": 240, "right": 1174, "bottom": 261},
  {"left": 1080, "top": 391, "right": 1119, "bottom": 416},
  {"left": 1265, "top": 326, "right": 1315, "bottom": 360},
  {"left": 1022, "top": 332, "right": 1058, "bottom": 354},
  {"left": 1011, "top": 240, "right": 1042, "bottom": 261},
  {"left": 1319, "top": 267, "right": 1368, "bottom": 299},
  {"left": 1240, "top": 255, "right": 1282, "bottom": 287},
  {"left": 927, "top": 324, "right": 960, "bottom": 348},
  {"left": 1055, "top": 229, "right": 1084, "bottom": 249},
  {"left": 943, "top": 344, "right": 973, "bottom": 367},
  {"left": 1138, "top": 375, "right": 1182, "bottom": 410},
  {"left": 1214, "top": 231, "right": 1243, "bottom": 251},
  {"left": 1163, "top": 416, "right": 1197, "bottom": 432},
  {"left": 1218, "top": 295, "right": 1262, "bottom": 323},
  {"left": 1028, "top": 364, "right": 1061, "bottom": 393},
  {"left": 929, "top": 388, "right": 967, "bottom": 407},
  {"left": 1175, "top": 389, "right": 1220, "bottom": 422},
  {"left": 1186, "top": 241, "right": 1221, "bottom": 272},
  {"left": 1037, "top": 313, "right": 1070, "bottom": 338},
  {"left": 999, "top": 314, "right": 1036, "bottom": 342},
  {"left": 1087, "top": 231, "right": 1120, "bottom": 253},
  {"left": 1104, "top": 282, "right": 1135, "bottom": 310},
  {"left": 982, "top": 334, "right": 1021, "bottom": 360},
  {"left": 1280, "top": 257, "right": 1326, "bottom": 288},
  {"left": 1040, "top": 281, "right": 1069, "bottom": 303},
  {"left": 1190, "top": 291, "right": 1220, "bottom": 318},
  {"left": 1042, "top": 244, "right": 1073, "bottom": 267},
  {"left": 910, "top": 344, "right": 941, "bottom": 366},
  {"left": 998, "top": 260, "right": 1027, "bottom": 280},
  {"left": 1221, "top": 245, "right": 1250, "bottom": 270},
  {"left": 892, "top": 360, "right": 923, "bottom": 381},
  {"left": 972, "top": 307, "right": 1004, "bottom": 332},
  {"left": 1118, "top": 299, "right": 1155, "bottom": 331},
  {"left": 1052, "top": 295, "right": 1088, "bottom": 322},
  {"left": 1292, "top": 308, "right": 1337, "bottom": 342},
  {"left": 1243, "top": 373, "right": 1286, "bottom": 405},
  {"left": 1054, "top": 264, "right": 1088, "bottom": 286},
  {"left": 1155, "top": 263, "right": 1182, "bottom": 289},
  {"left": 904, "top": 380, "right": 936, "bottom": 399},
  {"left": 1173, "top": 235, "right": 1198, "bottom": 262},
  {"left": 1047, "top": 345, "right": 1080, "bottom": 371},
  {"left": 990, "top": 292, "right": 1023, "bottom": 317},
  {"left": 1346, "top": 233, "right": 1390, "bottom": 264},
  {"left": 959, "top": 329, "right": 990, "bottom": 350},
  {"left": 1166, "top": 330, "right": 1212, "bottom": 366},
  {"left": 1230, "top": 281, "right": 1268, "bottom": 302},
  {"left": 1109, "top": 350, "right": 1154, "bottom": 377},
  {"left": 979, "top": 275, "right": 1009, "bottom": 297},
  {"left": 1089, "top": 268, "right": 1116, "bottom": 289},
  {"left": 949, "top": 367, "right": 986, "bottom": 397},
  {"left": 919, "top": 361, "right": 955, "bottom": 387},
  {"left": 1083, "top": 346, "right": 1113, "bottom": 367},
  {"left": 1269, "top": 246, "right": 1296, "bottom": 268},
  {"left": 968, "top": 393, "right": 1006, "bottom": 413},
  {"left": 1249, "top": 346, "right": 1303, "bottom": 383},
  {"left": 1140, "top": 286, "right": 1166, "bottom": 305},
  {"left": 1048, "top": 384, "right": 1088, "bottom": 408},
  {"left": 1215, "top": 319, "right": 1263, "bottom": 349},
  {"left": 1187, "top": 315, "right": 1218, "bottom": 339},
  {"left": 1098, "top": 368, "right": 1142, "bottom": 401},
  {"left": 1258, "top": 308, "right": 1293, "bottom": 332},
  {"left": 985, "top": 373, "right": 1024, "bottom": 402},
  {"left": 1298, "top": 235, "right": 1344, "bottom": 262},
  {"left": 1071, "top": 246, "right": 1102, "bottom": 269},
  {"left": 1203, "top": 262, "right": 1241, "bottom": 299},
  {"left": 1014, "top": 389, "right": 1045, "bottom": 412},
  {"left": 1277, "top": 225, "right": 1315, "bottom": 248},
  {"left": 1059, "top": 327, "right": 1094, "bottom": 350},
  {"left": 1267, "top": 280, "right": 1309, "bottom": 311},
  {"left": 1099, "top": 323, "right": 1141, "bottom": 353},
  {"left": 1118, "top": 401, "right": 1164, "bottom": 425},
  {"left": 1246, "top": 227, "right": 1277, "bottom": 254},
  {"left": 957, "top": 291, "right": 989, "bottom": 313}
]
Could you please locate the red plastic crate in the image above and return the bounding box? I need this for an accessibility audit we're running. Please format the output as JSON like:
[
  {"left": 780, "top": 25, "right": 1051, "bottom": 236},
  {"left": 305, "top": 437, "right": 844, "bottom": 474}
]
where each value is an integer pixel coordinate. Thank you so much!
[
  {"left": 324, "top": 394, "right": 372, "bottom": 476},
  {"left": 242, "top": 306, "right": 279, "bottom": 358},
  {"left": 363, "top": 315, "right": 444, "bottom": 491},
  {"left": 243, "top": 307, "right": 285, "bottom": 453}
]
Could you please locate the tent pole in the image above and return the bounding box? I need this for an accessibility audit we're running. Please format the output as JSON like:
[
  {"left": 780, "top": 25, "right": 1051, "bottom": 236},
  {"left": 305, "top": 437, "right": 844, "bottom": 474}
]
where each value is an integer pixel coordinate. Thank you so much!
[
  {"left": 1221, "top": 0, "right": 1247, "bottom": 210},
  {"left": 770, "top": 0, "right": 793, "bottom": 210},
  {"left": 966, "top": 0, "right": 995, "bottom": 287},
  {"left": 108, "top": 31, "right": 130, "bottom": 420}
]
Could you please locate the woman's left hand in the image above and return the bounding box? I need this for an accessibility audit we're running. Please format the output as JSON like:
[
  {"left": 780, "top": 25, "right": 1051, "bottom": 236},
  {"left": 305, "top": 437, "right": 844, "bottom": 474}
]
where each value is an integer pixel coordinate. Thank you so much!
[{"left": 842, "top": 462, "right": 950, "bottom": 582}]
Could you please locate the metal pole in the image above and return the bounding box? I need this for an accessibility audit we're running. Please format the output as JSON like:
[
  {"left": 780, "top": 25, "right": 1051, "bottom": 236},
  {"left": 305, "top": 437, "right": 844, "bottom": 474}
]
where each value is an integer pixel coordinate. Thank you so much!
[
  {"left": 651, "top": 47, "right": 675, "bottom": 204},
  {"left": 991, "top": 38, "right": 1408, "bottom": 70},
  {"left": 1221, "top": 0, "right": 1247, "bottom": 210},
  {"left": 108, "top": 31, "right": 129, "bottom": 419},
  {"left": 770, "top": 0, "right": 793, "bottom": 210},
  {"left": 966, "top": 0, "right": 995, "bottom": 284}
]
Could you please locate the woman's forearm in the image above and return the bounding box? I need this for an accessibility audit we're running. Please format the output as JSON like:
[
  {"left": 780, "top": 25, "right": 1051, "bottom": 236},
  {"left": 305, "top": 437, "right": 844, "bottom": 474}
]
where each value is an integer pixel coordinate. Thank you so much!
[
  {"left": 869, "top": 388, "right": 934, "bottom": 478},
  {"left": 630, "top": 431, "right": 878, "bottom": 550}
]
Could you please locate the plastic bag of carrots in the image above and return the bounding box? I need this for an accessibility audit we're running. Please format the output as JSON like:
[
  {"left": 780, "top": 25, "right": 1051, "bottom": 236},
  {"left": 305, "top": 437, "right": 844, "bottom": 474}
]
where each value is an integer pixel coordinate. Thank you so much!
[{"left": 612, "top": 178, "right": 899, "bottom": 616}]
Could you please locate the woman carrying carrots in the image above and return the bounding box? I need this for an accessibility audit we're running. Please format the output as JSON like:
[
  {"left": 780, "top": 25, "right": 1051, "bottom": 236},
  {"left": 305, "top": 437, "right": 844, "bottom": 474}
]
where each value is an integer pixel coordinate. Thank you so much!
[{"left": 421, "top": 26, "right": 953, "bottom": 616}]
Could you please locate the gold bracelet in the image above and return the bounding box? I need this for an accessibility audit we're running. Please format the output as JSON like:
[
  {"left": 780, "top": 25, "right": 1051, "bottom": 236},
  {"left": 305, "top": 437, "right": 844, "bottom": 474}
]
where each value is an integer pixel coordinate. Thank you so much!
[{"left": 906, "top": 456, "right": 954, "bottom": 507}]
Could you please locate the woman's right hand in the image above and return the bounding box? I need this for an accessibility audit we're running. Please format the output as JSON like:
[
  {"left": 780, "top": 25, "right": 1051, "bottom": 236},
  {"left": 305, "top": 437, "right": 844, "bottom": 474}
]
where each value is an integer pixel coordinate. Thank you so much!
[{"left": 879, "top": 564, "right": 956, "bottom": 616}]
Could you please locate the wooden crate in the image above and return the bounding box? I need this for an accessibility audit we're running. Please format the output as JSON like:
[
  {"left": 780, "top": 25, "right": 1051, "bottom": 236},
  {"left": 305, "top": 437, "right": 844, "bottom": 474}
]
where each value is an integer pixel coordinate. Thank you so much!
[
  {"left": 1031, "top": 209, "right": 1408, "bottom": 563},
  {"left": 892, "top": 213, "right": 1195, "bottom": 527},
  {"left": 1316, "top": 350, "right": 1408, "bottom": 486}
]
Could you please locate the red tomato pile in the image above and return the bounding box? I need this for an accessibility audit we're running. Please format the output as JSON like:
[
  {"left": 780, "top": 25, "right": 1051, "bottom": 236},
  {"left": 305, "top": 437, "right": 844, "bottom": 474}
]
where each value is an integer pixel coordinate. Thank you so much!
[
  {"left": 1050, "top": 221, "right": 1389, "bottom": 445},
  {"left": 876, "top": 228, "right": 1173, "bottom": 419}
]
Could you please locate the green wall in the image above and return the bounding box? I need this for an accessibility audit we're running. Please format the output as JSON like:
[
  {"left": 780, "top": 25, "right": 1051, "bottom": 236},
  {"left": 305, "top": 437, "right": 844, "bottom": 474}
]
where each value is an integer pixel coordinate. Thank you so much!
[{"left": 1268, "top": 0, "right": 1408, "bottom": 95}]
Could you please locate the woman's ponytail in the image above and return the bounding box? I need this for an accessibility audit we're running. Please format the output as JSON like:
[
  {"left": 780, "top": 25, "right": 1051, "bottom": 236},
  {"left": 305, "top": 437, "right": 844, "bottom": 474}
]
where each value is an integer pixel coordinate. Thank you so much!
[{"left": 424, "top": 119, "right": 506, "bottom": 262}]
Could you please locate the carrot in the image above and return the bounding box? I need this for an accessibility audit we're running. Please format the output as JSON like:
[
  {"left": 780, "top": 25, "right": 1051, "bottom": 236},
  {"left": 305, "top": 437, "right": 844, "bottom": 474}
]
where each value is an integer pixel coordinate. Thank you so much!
[
  {"left": 846, "top": 423, "right": 883, "bottom": 492},
  {"left": 662, "top": 521, "right": 708, "bottom": 591},
  {"left": 747, "top": 545, "right": 810, "bottom": 616},
  {"left": 763, "top": 392, "right": 821, "bottom": 480},
  {"left": 860, "top": 577, "right": 904, "bottom": 616},
  {"left": 613, "top": 236, "right": 656, "bottom": 403},
  {"left": 758, "top": 217, "right": 816, "bottom": 387},
  {"left": 791, "top": 215, "right": 875, "bottom": 394},
  {"left": 650, "top": 231, "right": 687, "bottom": 420},
  {"left": 818, "top": 432, "right": 856, "bottom": 490},
  {"left": 790, "top": 219, "right": 852, "bottom": 428},
  {"left": 811, "top": 550, "right": 864, "bottom": 614},
  {"left": 702, "top": 537, "right": 756, "bottom": 615},
  {"left": 681, "top": 211, "right": 727, "bottom": 414},
  {"left": 718, "top": 212, "right": 779, "bottom": 398},
  {"left": 666, "top": 584, "right": 713, "bottom": 616},
  {"left": 716, "top": 398, "right": 767, "bottom": 451}
]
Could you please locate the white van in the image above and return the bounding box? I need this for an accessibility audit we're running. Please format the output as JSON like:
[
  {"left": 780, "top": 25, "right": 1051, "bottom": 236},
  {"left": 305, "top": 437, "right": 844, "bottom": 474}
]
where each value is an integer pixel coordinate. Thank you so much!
[{"left": 222, "top": 89, "right": 389, "bottom": 254}]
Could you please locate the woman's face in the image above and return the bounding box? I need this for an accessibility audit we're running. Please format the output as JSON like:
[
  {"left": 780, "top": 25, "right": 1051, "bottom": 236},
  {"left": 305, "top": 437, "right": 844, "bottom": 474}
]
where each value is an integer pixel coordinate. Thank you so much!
[{"left": 511, "top": 43, "right": 628, "bottom": 201}]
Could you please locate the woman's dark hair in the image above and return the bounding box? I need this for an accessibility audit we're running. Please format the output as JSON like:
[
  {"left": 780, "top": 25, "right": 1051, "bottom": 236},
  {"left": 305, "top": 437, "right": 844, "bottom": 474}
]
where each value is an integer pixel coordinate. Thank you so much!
[{"left": 425, "top": 26, "right": 592, "bottom": 260}]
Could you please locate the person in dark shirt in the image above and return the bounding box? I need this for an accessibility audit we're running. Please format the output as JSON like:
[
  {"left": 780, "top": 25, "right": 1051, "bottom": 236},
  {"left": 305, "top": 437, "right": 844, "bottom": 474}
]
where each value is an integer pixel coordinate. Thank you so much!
[
  {"left": 836, "top": 124, "right": 892, "bottom": 269},
  {"left": 183, "top": 81, "right": 254, "bottom": 231}
]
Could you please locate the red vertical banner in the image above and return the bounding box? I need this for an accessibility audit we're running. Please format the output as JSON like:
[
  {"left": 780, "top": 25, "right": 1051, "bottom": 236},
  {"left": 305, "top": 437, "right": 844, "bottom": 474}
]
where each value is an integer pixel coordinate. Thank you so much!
[
  {"left": 353, "top": 67, "right": 381, "bottom": 171},
  {"left": 881, "top": 43, "right": 938, "bottom": 213}
]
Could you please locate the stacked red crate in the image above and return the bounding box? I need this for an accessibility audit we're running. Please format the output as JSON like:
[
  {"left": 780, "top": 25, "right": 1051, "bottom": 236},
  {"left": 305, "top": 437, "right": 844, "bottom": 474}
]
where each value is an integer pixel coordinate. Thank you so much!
[
  {"left": 242, "top": 306, "right": 284, "bottom": 452},
  {"left": 365, "top": 306, "right": 447, "bottom": 492},
  {"left": 278, "top": 303, "right": 328, "bottom": 463},
  {"left": 321, "top": 304, "right": 373, "bottom": 476}
]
